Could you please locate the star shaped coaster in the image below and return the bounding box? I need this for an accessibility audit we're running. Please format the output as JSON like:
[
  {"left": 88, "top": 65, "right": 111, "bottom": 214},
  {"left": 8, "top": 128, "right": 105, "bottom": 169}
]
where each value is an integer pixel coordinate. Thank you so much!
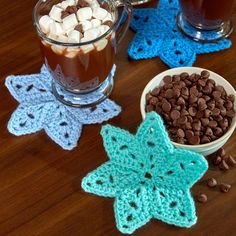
[
  {"left": 128, "top": 0, "right": 232, "bottom": 68},
  {"left": 5, "top": 65, "right": 121, "bottom": 150},
  {"left": 82, "top": 112, "right": 208, "bottom": 234}
]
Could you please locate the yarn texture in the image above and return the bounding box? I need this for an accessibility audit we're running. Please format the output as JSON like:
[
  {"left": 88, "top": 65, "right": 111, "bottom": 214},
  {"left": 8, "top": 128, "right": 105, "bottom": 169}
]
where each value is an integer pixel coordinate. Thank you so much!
[
  {"left": 5, "top": 65, "right": 121, "bottom": 150},
  {"left": 128, "top": 0, "right": 232, "bottom": 68},
  {"left": 82, "top": 112, "right": 208, "bottom": 234}
]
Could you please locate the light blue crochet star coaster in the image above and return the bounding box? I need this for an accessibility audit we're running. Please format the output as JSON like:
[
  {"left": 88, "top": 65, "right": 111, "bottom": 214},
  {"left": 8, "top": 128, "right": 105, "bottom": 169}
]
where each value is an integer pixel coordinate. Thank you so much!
[
  {"left": 128, "top": 0, "right": 232, "bottom": 68},
  {"left": 82, "top": 112, "right": 208, "bottom": 234},
  {"left": 5, "top": 65, "right": 121, "bottom": 150}
]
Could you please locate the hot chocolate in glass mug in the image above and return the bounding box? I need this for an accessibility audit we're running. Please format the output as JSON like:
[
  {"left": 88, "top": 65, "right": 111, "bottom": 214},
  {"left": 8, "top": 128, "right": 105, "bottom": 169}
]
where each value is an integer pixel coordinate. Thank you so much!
[
  {"left": 177, "top": 0, "right": 235, "bottom": 42},
  {"left": 33, "top": 0, "right": 132, "bottom": 107}
]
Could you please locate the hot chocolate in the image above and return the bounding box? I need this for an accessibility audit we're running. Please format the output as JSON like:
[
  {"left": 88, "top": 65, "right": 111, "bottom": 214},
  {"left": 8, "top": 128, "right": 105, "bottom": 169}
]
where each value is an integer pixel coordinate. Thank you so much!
[
  {"left": 38, "top": 0, "right": 115, "bottom": 92},
  {"left": 179, "top": 0, "right": 235, "bottom": 29}
]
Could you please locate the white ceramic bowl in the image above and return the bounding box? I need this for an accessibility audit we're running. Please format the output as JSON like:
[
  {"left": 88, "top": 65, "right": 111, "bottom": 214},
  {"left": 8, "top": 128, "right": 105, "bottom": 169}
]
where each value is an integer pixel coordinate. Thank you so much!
[{"left": 140, "top": 67, "right": 236, "bottom": 156}]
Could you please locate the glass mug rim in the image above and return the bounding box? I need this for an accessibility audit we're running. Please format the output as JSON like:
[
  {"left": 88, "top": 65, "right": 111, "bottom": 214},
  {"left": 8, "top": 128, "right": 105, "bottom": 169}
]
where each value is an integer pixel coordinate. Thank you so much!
[{"left": 32, "top": 0, "right": 118, "bottom": 47}]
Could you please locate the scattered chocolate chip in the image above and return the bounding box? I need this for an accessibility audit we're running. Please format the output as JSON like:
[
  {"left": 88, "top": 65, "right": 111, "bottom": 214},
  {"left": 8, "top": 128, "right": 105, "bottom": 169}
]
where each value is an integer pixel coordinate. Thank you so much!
[
  {"left": 197, "top": 193, "right": 208, "bottom": 203},
  {"left": 213, "top": 156, "right": 222, "bottom": 165},
  {"left": 219, "top": 183, "right": 231, "bottom": 193},
  {"left": 226, "top": 155, "right": 236, "bottom": 166},
  {"left": 217, "top": 148, "right": 226, "bottom": 157},
  {"left": 219, "top": 160, "right": 229, "bottom": 171},
  {"left": 207, "top": 178, "right": 217, "bottom": 187}
]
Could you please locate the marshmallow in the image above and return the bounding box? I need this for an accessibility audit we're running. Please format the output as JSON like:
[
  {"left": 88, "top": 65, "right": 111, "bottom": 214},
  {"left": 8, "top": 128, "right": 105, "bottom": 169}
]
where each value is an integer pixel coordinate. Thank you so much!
[
  {"left": 80, "top": 20, "right": 92, "bottom": 31},
  {"left": 49, "top": 5, "right": 63, "bottom": 22},
  {"left": 57, "top": 34, "right": 68, "bottom": 43},
  {"left": 97, "top": 25, "right": 110, "bottom": 35},
  {"left": 94, "top": 38, "right": 108, "bottom": 51},
  {"left": 77, "top": 7, "right": 93, "bottom": 21},
  {"left": 102, "top": 13, "right": 113, "bottom": 23},
  {"left": 62, "top": 13, "right": 78, "bottom": 30},
  {"left": 60, "top": 0, "right": 75, "bottom": 9},
  {"left": 84, "top": 28, "right": 100, "bottom": 40},
  {"left": 51, "top": 45, "right": 65, "bottom": 54},
  {"left": 91, "top": 18, "right": 101, "bottom": 28},
  {"left": 92, "top": 7, "right": 108, "bottom": 20},
  {"left": 39, "top": 15, "right": 53, "bottom": 34},
  {"left": 90, "top": 0, "right": 100, "bottom": 9},
  {"left": 80, "top": 37, "right": 94, "bottom": 53},
  {"left": 50, "top": 21, "right": 64, "bottom": 36},
  {"left": 48, "top": 32, "right": 58, "bottom": 41},
  {"left": 68, "top": 30, "right": 81, "bottom": 43}
]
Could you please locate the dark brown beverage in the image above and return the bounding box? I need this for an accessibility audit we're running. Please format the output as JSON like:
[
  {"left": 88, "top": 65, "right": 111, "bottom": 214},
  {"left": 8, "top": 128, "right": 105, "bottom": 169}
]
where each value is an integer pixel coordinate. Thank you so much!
[
  {"left": 179, "top": 0, "right": 234, "bottom": 29},
  {"left": 40, "top": 38, "right": 115, "bottom": 92}
]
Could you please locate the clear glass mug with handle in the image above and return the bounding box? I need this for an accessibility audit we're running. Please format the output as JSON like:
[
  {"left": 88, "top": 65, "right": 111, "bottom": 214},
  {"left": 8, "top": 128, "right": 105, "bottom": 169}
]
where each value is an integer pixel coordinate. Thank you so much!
[
  {"left": 177, "top": 0, "right": 234, "bottom": 42},
  {"left": 33, "top": 0, "right": 132, "bottom": 107}
]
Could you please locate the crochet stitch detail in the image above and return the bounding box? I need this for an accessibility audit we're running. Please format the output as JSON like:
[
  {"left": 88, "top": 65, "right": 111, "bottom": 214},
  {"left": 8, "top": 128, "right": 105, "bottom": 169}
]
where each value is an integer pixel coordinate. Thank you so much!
[
  {"left": 128, "top": 0, "right": 231, "bottom": 68},
  {"left": 82, "top": 112, "right": 208, "bottom": 234},
  {"left": 5, "top": 65, "right": 121, "bottom": 150}
]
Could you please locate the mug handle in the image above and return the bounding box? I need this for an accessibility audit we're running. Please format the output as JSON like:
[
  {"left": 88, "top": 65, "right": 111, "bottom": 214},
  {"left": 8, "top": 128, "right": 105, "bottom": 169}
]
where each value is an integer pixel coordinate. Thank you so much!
[{"left": 114, "top": 0, "right": 133, "bottom": 44}]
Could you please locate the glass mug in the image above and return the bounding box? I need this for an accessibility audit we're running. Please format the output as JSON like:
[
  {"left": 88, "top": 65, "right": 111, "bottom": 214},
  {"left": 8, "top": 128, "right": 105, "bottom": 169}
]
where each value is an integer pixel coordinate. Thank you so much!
[
  {"left": 177, "top": 0, "right": 234, "bottom": 42},
  {"left": 33, "top": 0, "right": 132, "bottom": 107}
]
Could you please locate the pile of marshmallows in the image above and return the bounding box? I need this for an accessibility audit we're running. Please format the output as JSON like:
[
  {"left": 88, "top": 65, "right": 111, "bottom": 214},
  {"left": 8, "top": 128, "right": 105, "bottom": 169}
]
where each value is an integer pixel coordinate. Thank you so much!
[{"left": 39, "top": 0, "right": 113, "bottom": 56}]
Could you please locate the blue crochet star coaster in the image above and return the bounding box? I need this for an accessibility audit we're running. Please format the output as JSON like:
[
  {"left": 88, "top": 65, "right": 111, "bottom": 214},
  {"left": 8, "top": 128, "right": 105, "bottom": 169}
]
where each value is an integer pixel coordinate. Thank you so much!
[
  {"left": 5, "top": 65, "right": 121, "bottom": 150},
  {"left": 82, "top": 112, "right": 208, "bottom": 234},
  {"left": 128, "top": 0, "right": 232, "bottom": 68}
]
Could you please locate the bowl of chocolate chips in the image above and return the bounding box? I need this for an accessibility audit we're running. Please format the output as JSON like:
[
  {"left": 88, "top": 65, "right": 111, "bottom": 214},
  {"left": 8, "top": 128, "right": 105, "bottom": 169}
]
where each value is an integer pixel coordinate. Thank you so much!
[{"left": 141, "top": 67, "right": 236, "bottom": 156}]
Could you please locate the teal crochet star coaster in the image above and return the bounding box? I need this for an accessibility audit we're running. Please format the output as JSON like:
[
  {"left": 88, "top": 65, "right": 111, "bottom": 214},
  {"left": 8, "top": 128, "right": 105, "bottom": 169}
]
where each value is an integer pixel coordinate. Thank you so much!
[{"left": 82, "top": 112, "right": 208, "bottom": 234}]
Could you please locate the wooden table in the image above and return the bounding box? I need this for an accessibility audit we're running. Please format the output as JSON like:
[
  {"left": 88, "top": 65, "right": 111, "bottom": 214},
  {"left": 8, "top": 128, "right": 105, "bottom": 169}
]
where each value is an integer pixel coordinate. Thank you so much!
[{"left": 0, "top": 1, "right": 236, "bottom": 235}]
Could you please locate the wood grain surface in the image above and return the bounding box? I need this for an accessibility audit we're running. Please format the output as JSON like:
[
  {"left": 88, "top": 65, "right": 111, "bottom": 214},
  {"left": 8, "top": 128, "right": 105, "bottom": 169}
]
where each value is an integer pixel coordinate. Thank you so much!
[{"left": 0, "top": 1, "right": 235, "bottom": 235}]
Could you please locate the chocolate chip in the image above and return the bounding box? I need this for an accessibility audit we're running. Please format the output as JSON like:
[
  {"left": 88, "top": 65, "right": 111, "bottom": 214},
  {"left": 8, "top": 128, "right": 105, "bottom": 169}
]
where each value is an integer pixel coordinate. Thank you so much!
[
  {"left": 162, "top": 101, "right": 171, "bottom": 113},
  {"left": 177, "top": 128, "right": 185, "bottom": 138},
  {"left": 213, "top": 90, "right": 221, "bottom": 99},
  {"left": 151, "top": 87, "right": 160, "bottom": 96},
  {"left": 208, "top": 120, "right": 217, "bottom": 128},
  {"left": 213, "top": 156, "right": 222, "bottom": 165},
  {"left": 197, "top": 193, "right": 208, "bottom": 203},
  {"left": 219, "top": 160, "right": 229, "bottom": 171},
  {"left": 188, "top": 135, "right": 200, "bottom": 145},
  {"left": 163, "top": 75, "right": 172, "bottom": 84},
  {"left": 214, "top": 127, "right": 223, "bottom": 137},
  {"left": 165, "top": 89, "right": 173, "bottom": 99},
  {"left": 188, "top": 107, "right": 197, "bottom": 116},
  {"left": 201, "top": 70, "right": 210, "bottom": 78},
  {"left": 201, "top": 118, "right": 209, "bottom": 126},
  {"left": 219, "top": 183, "right": 231, "bottom": 193},
  {"left": 217, "top": 148, "right": 226, "bottom": 157},
  {"left": 201, "top": 135, "right": 210, "bottom": 144},
  {"left": 226, "top": 155, "right": 236, "bottom": 166},
  {"left": 207, "top": 178, "right": 217, "bottom": 187},
  {"left": 146, "top": 104, "right": 154, "bottom": 112},
  {"left": 170, "top": 110, "right": 180, "bottom": 120}
]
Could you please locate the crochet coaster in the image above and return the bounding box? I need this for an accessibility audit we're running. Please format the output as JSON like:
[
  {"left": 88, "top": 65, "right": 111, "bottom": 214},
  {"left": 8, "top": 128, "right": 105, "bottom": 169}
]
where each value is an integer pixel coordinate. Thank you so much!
[
  {"left": 5, "top": 65, "right": 121, "bottom": 150},
  {"left": 82, "top": 112, "right": 208, "bottom": 234},
  {"left": 128, "top": 0, "right": 232, "bottom": 68}
]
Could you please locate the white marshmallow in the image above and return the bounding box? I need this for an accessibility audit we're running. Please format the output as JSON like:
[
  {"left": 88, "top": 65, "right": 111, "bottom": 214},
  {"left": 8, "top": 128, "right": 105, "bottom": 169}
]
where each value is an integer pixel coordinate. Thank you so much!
[
  {"left": 67, "top": 0, "right": 76, "bottom": 5},
  {"left": 50, "top": 22, "right": 64, "bottom": 36},
  {"left": 39, "top": 15, "right": 53, "bottom": 34},
  {"left": 84, "top": 28, "right": 100, "bottom": 40},
  {"left": 80, "top": 37, "right": 94, "bottom": 53},
  {"left": 80, "top": 20, "right": 92, "bottom": 31},
  {"left": 60, "top": 0, "right": 75, "bottom": 9},
  {"left": 65, "top": 28, "right": 74, "bottom": 36},
  {"left": 51, "top": 45, "right": 65, "bottom": 54},
  {"left": 49, "top": 5, "right": 63, "bottom": 22},
  {"left": 62, "top": 14, "right": 78, "bottom": 30},
  {"left": 97, "top": 25, "right": 110, "bottom": 35},
  {"left": 94, "top": 38, "right": 108, "bottom": 51},
  {"left": 57, "top": 34, "right": 68, "bottom": 43},
  {"left": 93, "top": 7, "right": 108, "bottom": 20},
  {"left": 91, "top": 18, "right": 101, "bottom": 28},
  {"left": 47, "top": 32, "right": 58, "bottom": 41},
  {"left": 90, "top": 1, "right": 100, "bottom": 9},
  {"left": 68, "top": 30, "right": 81, "bottom": 43},
  {"left": 77, "top": 7, "right": 93, "bottom": 21},
  {"left": 102, "top": 13, "right": 113, "bottom": 23}
]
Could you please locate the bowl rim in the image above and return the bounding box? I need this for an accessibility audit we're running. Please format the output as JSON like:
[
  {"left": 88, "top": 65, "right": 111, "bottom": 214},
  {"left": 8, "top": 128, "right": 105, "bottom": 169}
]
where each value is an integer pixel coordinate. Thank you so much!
[{"left": 140, "top": 66, "right": 236, "bottom": 149}]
